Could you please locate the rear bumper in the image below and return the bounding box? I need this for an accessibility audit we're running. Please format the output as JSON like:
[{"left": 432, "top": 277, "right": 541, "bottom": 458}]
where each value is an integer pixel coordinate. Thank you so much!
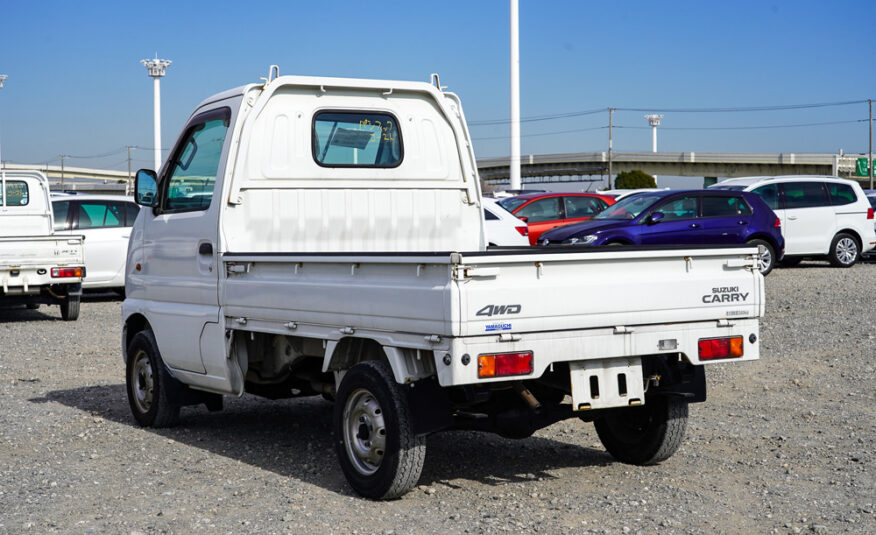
[{"left": 435, "top": 318, "right": 760, "bottom": 387}]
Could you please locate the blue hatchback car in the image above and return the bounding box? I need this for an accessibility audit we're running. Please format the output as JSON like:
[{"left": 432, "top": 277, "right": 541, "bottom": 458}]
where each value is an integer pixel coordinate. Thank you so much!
[{"left": 537, "top": 190, "right": 785, "bottom": 275}]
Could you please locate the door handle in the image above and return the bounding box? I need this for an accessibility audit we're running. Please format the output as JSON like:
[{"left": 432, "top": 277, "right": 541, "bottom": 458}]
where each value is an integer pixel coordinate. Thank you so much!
[
  {"left": 788, "top": 216, "right": 798, "bottom": 220},
  {"left": 198, "top": 242, "right": 213, "bottom": 255}
]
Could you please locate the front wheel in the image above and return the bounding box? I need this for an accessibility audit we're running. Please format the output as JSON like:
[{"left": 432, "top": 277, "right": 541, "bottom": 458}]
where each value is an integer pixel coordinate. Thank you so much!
[
  {"left": 60, "top": 295, "right": 80, "bottom": 321},
  {"left": 746, "top": 239, "right": 776, "bottom": 276},
  {"left": 333, "top": 360, "right": 425, "bottom": 499},
  {"left": 594, "top": 396, "right": 688, "bottom": 465},
  {"left": 126, "top": 330, "right": 181, "bottom": 428},
  {"left": 828, "top": 232, "right": 859, "bottom": 267}
]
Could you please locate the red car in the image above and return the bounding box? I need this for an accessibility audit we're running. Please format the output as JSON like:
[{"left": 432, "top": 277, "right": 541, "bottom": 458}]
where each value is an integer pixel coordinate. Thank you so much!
[{"left": 497, "top": 192, "right": 616, "bottom": 245}]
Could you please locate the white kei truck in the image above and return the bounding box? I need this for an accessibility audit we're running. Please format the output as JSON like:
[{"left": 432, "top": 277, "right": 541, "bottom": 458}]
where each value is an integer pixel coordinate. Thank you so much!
[
  {"left": 122, "top": 69, "right": 764, "bottom": 499},
  {"left": 0, "top": 170, "right": 84, "bottom": 320}
]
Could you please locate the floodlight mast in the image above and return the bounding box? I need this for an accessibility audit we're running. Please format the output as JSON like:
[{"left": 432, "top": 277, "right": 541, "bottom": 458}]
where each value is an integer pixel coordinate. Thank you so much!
[
  {"left": 141, "top": 57, "right": 171, "bottom": 172},
  {"left": 645, "top": 114, "right": 664, "bottom": 152},
  {"left": 509, "top": 0, "right": 521, "bottom": 191},
  {"left": 0, "top": 74, "right": 7, "bottom": 193}
]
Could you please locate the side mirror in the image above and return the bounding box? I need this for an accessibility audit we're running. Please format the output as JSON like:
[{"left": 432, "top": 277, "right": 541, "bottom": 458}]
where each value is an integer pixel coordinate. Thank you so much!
[
  {"left": 647, "top": 212, "right": 665, "bottom": 224},
  {"left": 134, "top": 169, "right": 158, "bottom": 207}
]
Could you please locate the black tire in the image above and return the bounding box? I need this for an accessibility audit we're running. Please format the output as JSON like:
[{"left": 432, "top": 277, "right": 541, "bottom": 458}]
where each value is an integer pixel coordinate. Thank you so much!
[
  {"left": 333, "top": 360, "right": 425, "bottom": 500},
  {"left": 126, "top": 330, "right": 181, "bottom": 428},
  {"left": 828, "top": 232, "right": 859, "bottom": 267},
  {"left": 594, "top": 396, "right": 688, "bottom": 465},
  {"left": 779, "top": 256, "right": 803, "bottom": 267},
  {"left": 60, "top": 295, "right": 80, "bottom": 321},
  {"left": 746, "top": 239, "right": 776, "bottom": 276}
]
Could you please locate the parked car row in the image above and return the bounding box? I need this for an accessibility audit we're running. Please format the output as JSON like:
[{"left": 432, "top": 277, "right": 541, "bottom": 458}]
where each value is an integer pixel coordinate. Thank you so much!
[{"left": 485, "top": 175, "right": 876, "bottom": 275}]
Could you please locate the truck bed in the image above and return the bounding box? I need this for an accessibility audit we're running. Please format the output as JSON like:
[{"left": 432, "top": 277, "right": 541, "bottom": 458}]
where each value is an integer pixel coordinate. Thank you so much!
[{"left": 221, "top": 244, "right": 763, "bottom": 339}]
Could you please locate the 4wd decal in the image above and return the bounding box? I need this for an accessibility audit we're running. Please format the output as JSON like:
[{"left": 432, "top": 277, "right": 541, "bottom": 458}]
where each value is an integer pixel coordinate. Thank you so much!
[
  {"left": 476, "top": 304, "right": 522, "bottom": 317},
  {"left": 703, "top": 286, "right": 749, "bottom": 303}
]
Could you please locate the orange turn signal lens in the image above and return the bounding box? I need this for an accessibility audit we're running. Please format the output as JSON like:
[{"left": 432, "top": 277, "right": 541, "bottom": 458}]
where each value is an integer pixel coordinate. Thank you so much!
[{"left": 478, "top": 355, "right": 496, "bottom": 378}]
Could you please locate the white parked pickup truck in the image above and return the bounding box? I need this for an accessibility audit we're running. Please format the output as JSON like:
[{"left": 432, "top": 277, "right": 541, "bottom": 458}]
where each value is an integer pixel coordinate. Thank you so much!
[
  {"left": 1, "top": 170, "right": 84, "bottom": 320},
  {"left": 122, "top": 70, "right": 764, "bottom": 499}
]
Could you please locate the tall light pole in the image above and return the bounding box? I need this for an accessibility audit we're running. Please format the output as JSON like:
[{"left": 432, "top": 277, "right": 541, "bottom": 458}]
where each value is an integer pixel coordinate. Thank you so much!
[
  {"left": 644, "top": 114, "right": 664, "bottom": 152},
  {"left": 141, "top": 56, "right": 171, "bottom": 172},
  {"left": 509, "top": 0, "right": 521, "bottom": 191},
  {"left": 0, "top": 74, "right": 6, "bottom": 197}
]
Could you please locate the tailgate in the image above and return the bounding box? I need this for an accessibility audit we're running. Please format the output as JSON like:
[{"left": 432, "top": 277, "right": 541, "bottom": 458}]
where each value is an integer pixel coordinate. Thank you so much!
[
  {"left": 0, "top": 236, "right": 84, "bottom": 268},
  {"left": 454, "top": 247, "right": 763, "bottom": 337}
]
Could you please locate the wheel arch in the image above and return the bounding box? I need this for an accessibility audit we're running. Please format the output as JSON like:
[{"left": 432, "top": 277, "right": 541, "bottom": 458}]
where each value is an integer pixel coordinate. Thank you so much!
[
  {"left": 324, "top": 337, "right": 435, "bottom": 385},
  {"left": 834, "top": 228, "right": 862, "bottom": 248},
  {"left": 745, "top": 233, "right": 780, "bottom": 250},
  {"left": 123, "top": 313, "right": 152, "bottom": 364}
]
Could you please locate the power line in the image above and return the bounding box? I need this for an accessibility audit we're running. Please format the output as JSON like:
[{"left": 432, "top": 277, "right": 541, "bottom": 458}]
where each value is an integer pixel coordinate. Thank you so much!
[
  {"left": 469, "top": 107, "right": 606, "bottom": 126},
  {"left": 615, "top": 100, "right": 867, "bottom": 113},
  {"left": 473, "top": 125, "right": 607, "bottom": 141},
  {"left": 613, "top": 119, "right": 867, "bottom": 131}
]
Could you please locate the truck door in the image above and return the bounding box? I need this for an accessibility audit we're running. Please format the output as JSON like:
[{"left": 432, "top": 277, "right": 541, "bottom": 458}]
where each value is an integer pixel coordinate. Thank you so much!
[{"left": 139, "top": 106, "right": 232, "bottom": 373}]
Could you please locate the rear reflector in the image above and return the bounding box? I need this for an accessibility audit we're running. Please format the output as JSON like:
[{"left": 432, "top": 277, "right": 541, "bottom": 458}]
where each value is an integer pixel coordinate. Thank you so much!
[
  {"left": 478, "top": 351, "right": 533, "bottom": 378},
  {"left": 867, "top": 208, "right": 874, "bottom": 220},
  {"left": 51, "top": 267, "right": 83, "bottom": 278},
  {"left": 698, "top": 336, "right": 744, "bottom": 360},
  {"left": 515, "top": 226, "right": 529, "bottom": 236}
]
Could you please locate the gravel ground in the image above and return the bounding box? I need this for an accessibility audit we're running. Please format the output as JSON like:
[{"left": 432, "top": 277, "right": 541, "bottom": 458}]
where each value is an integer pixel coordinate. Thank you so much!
[{"left": 1, "top": 261, "right": 874, "bottom": 535}]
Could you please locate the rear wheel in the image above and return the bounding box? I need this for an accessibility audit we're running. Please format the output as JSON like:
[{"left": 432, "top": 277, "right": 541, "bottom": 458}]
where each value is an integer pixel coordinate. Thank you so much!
[
  {"left": 828, "top": 232, "right": 859, "bottom": 267},
  {"left": 60, "top": 295, "right": 80, "bottom": 321},
  {"left": 746, "top": 239, "right": 776, "bottom": 276},
  {"left": 334, "top": 360, "right": 425, "bottom": 499},
  {"left": 594, "top": 396, "right": 688, "bottom": 465},
  {"left": 126, "top": 330, "right": 181, "bottom": 427}
]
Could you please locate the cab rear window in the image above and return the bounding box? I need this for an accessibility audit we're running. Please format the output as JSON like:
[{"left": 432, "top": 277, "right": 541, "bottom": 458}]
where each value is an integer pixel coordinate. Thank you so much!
[
  {"left": 1, "top": 180, "right": 29, "bottom": 206},
  {"left": 313, "top": 111, "right": 402, "bottom": 168}
]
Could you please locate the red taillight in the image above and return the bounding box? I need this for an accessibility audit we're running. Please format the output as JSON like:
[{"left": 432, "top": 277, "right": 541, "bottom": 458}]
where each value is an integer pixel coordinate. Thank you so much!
[
  {"left": 515, "top": 226, "right": 529, "bottom": 236},
  {"left": 774, "top": 217, "right": 781, "bottom": 228},
  {"left": 478, "top": 351, "right": 533, "bottom": 378},
  {"left": 867, "top": 208, "right": 874, "bottom": 220},
  {"left": 51, "top": 267, "right": 83, "bottom": 278},
  {"left": 698, "top": 336, "right": 744, "bottom": 360}
]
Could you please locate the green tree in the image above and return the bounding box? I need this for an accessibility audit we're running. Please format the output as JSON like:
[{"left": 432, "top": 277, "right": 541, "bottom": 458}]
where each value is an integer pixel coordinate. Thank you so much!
[{"left": 614, "top": 170, "right": 656, "bottom": 189}]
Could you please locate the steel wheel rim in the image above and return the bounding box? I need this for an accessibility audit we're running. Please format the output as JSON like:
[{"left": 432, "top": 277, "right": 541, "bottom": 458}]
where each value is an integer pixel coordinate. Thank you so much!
[
  {"left": 342, "top": 388, "right": 387, "bottom": 476},
  {"left": 131, "top": 350, "right": 154, "bottom": 414},
  {"left": 756, "top": 244, "right": 772, "bottom": 273},
  {"left": 836, "top": 237, "right": 857, "bottom": 265}
]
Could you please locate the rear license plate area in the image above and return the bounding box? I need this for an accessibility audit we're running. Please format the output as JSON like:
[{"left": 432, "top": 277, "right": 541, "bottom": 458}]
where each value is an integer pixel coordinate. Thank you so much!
[{"left": 570, "top": 357, "right": 645, "bottom": 411}]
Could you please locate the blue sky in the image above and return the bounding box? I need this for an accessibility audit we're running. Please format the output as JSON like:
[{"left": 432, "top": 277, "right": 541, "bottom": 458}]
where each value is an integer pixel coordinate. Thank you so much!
[{"left": 0, "top": 0, "right": 874, "bottom": 173}]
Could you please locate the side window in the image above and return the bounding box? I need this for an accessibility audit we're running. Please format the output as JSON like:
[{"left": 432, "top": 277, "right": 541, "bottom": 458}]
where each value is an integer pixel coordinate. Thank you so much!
[
  {"left": 752, "top": 184, "right": 780, "bottom": 210},
  {"left": 564, "top": 196, "right": 601, "bottom": 218},
  {"left": 52, "top": 201, "right": 70, "bottom": 230},
  {"left": 515, "top": 197, "right": 561, "bottom": 223},
  {"left": 483, "top": 208, "right": 500, "bottom": 221},
  {"left": 701, "top": 195, "right": 752, "bottom": 217},
  {"left": 77, "top": 202, "right": 122, "bottom": 229},
  {"left": 781, "top": 182, "right": 828, "bottom": 209},
  {"left": 654, "top": 196, "right": 698, "bottom": 221},
  {"left": 162, "top": 110, "right": 230, "bottom": 212},
  {"left": 124, "top": 202, "right": 140, "bottom": 226},
  {"left": 826, "top": 183, "right": 856, "bottom": 206},
  {"left": 313, "top": 111, "right": 402, "bottom": 167}
]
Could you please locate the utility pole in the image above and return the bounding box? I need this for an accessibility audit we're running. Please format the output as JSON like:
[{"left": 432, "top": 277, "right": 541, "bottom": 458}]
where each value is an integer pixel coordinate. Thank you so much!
[
  {"left": 141, "top": 56, "right": 172, "bottom": 172},
  {"left": 126, "top": 145, "right": 136, "bottom": 195},
  {"left": 60, "top": 154, "right": 68, "bottom": 186},
  {"left": 509, "top": 0, "right": 521, "bottom": 191},
  {"left": 869, "top": 99, "right": 873, "bottom": 189},
  {"left": 608, "top": 107, "right": 614, "bottom": 188}
]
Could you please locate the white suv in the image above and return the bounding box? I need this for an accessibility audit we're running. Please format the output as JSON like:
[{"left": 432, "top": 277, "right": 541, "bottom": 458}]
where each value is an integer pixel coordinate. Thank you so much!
[
  {"left": 51, "top": 193, "right": 139, "bottom": 289},
  {"left": 710, "top": 176, "right": 876, "bottom": 267}
]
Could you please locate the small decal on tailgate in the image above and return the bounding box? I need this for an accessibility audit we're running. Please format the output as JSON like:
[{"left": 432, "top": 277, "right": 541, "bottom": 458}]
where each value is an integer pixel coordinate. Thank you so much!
[
  {"left": 485, "top": 322, "right": 512, "bottom": 332},
  {"left": 702, "top": 286, "right": 749, "bottom": 303}
]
